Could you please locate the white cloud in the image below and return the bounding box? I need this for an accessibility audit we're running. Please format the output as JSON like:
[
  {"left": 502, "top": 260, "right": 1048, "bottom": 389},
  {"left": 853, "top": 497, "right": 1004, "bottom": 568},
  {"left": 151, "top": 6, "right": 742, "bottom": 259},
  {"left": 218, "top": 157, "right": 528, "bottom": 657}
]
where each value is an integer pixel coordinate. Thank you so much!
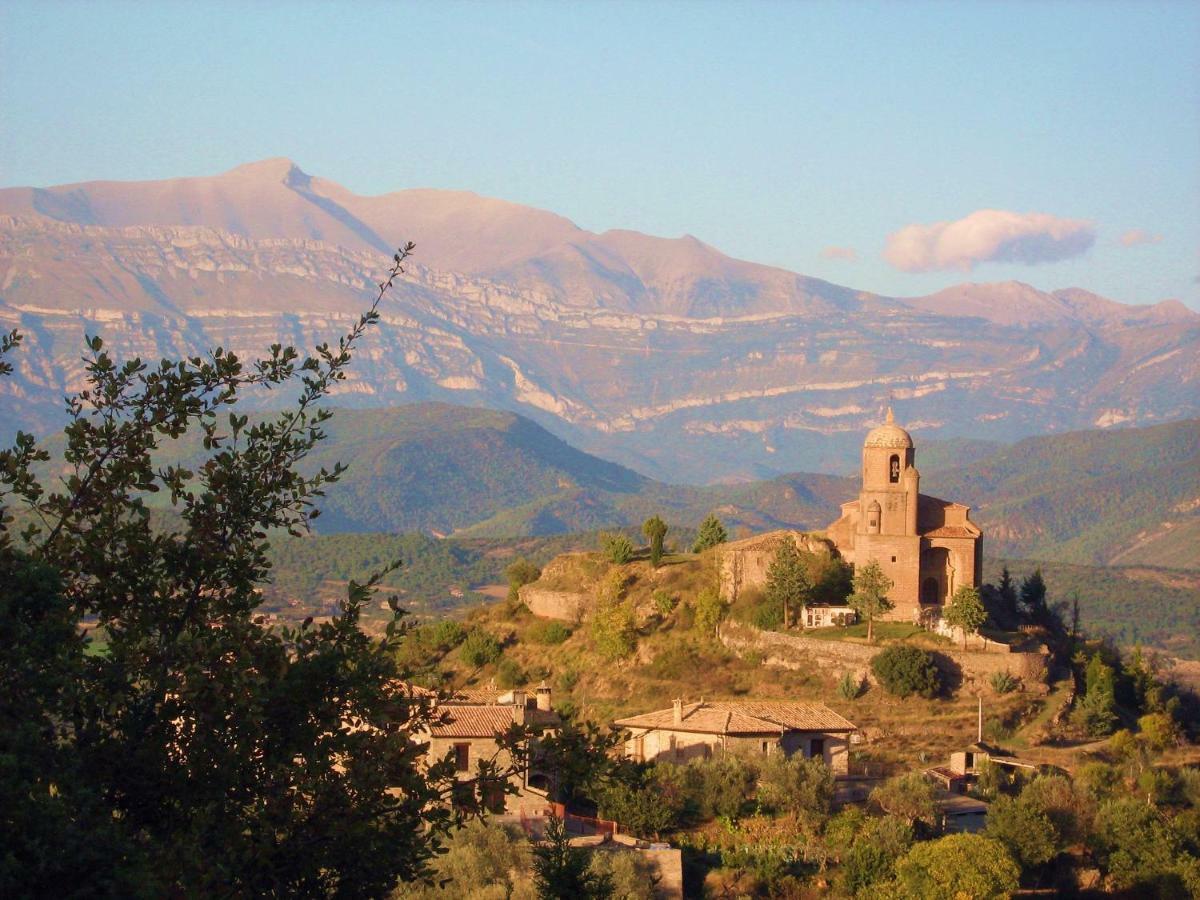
[
  {"left": 820, "top": 246, "right": 858, "bottom": 261},
  {"left": 884, "top": 209, "right": 1095, "bottom": 273},
  {"left": 1119, "top": 229, "right": 1163, "bottom": 247}
]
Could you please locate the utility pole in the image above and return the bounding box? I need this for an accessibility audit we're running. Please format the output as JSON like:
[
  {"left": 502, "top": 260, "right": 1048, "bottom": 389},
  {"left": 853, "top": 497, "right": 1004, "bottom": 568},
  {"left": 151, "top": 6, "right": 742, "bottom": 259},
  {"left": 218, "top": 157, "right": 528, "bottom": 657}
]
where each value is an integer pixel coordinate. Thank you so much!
[{"left": 977, "top": 694, "right": 983, "bottom": 743}]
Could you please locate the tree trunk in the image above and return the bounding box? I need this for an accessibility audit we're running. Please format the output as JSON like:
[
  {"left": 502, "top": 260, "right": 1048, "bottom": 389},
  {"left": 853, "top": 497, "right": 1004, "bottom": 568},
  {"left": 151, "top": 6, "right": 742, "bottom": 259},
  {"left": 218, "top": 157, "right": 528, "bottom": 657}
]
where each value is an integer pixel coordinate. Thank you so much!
[{"left": 867, "top": 615, "right": 874, "bottom": 643}]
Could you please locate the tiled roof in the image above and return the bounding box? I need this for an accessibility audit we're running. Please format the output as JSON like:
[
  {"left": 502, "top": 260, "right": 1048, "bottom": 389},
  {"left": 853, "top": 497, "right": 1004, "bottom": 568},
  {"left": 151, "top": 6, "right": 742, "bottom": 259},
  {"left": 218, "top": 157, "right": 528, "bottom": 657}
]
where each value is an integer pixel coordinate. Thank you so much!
[
  {"left": 428, "top": 705, "right": 559, "bottom": 738},
  {"left": 614, "top": 701, "right": 855, "bottom": 735},
  {"left": 921, "top": 525, "right": 979, "bottom": 538},
  {"left": 429, "top": 705, "right": 520, "bottom": 738}
]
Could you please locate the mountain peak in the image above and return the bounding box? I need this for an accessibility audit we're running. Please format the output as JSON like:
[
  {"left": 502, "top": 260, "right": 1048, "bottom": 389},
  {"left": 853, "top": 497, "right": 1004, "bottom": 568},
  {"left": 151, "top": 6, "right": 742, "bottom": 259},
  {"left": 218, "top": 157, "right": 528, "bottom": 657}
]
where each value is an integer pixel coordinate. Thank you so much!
[{"left": 224, "top": 157, "right": 307, "bottom": 182}]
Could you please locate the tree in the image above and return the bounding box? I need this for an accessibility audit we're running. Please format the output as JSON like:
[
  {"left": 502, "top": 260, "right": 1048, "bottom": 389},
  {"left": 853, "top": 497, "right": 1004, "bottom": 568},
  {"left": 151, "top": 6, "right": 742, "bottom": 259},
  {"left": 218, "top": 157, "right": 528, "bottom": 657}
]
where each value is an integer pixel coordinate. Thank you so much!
[
  {"left": 871, "top": 645, "right": 941, "bottom": 698},
  {"left": 532, "top": 813, "right": 613, "bottom": 900},
  {"left": 599, "top": 531, "right": 634, "bottom": 564},
  {"left": 892, "top": 833, "right": 1020, "bottom": 900},
  {"left": 849, "top": 559, "right": 894, "bottom": 642},
  {"left": 590, "top": 573, "right": 637, "bottom": 662},
  {"left": 997, "top": 565, "right": 1018, "bottom": 623},
  {"left": 1074, "top": 653, "right": 1119, "bottom": 737},
  {"left": 1090, "top": 797, "right": 1189, "bottom": 894},
  {"left": 757, "top": 753, "right": 834, "bottom": 825},
  {"left": 693, "top": 586, "right": 728, "bottom": 639},
  {"left": 460, "top": 629, "right": 502, "bottom": 667},
  {"left": 764, "top": 537, "right": 811, "bottom": 630},
  {"left": 1019, "top": 568, "right": 1048, "bottom": 621},
  {"left": 641, "top": 515, "right": 668, "bottom": 567},
  {"left": 841, "top": 815, "right": 913, "bottom": 895},
  {"left": 869, "top": 773, "right": 938, "bottom": 830},
  {"left": 944, "top": 584, "right": 987, "bottom": 649},
  {"left": 692, "top": 513, "right": 728, "bottom": 553},
  {"left": 0, "top": 246, "right": 530, "bottom": 895},
  {"left": 505, "top": 556, "right": 541, "bottom": 605},
  {"left": 984, "top": 794, "right": 1058, "bottom": 869}
]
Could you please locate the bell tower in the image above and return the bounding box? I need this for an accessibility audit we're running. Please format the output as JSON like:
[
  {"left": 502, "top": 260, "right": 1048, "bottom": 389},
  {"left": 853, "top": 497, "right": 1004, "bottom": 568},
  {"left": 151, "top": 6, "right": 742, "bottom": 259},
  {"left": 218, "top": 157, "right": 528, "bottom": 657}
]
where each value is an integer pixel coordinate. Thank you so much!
[{"left": 857, "top": 408, "right": 919, "bottom": 537}]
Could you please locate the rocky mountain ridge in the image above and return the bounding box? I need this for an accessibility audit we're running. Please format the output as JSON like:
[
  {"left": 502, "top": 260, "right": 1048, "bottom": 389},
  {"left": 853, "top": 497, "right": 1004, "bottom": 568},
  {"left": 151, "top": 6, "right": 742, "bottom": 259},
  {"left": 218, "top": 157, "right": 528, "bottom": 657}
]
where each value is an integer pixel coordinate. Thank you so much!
[{"left": 1, "top": 160, "right": 1196, "bottom": 480}]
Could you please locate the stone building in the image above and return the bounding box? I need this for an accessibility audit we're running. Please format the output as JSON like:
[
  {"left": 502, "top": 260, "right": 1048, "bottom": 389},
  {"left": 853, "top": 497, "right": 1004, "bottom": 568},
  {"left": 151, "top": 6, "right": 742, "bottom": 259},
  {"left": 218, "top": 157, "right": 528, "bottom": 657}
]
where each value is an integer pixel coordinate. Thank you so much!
[
  {"left": 613, "top": 699, "right": 856, "bottom": 775},
  {"left": 826, "top": 409, "right": 982, "bottom": 623},
  {"left": 417, "top": 683, "right": 560, "bottom": 812},
  {"left": 717, "top": 530, "right": 840, "bottom": 607}
]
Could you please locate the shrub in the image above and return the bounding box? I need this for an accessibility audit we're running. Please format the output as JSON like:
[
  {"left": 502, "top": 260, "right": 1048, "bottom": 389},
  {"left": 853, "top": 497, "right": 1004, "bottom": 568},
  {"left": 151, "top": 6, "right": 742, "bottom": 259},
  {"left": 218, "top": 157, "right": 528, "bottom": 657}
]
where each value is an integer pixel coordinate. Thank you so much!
[
  {"left": 989, "top": 670, "right": 1019, "bottom": 694},
  {"left": 837, "top": 671, "right": 864, "bottom": 700},
  {"left": 528, "top": 620, "right": 571, "bottom": 645},
  {"left": 652, "top": 589, "right": 676, "bottom": 617},
  {"left": 871, "top": 645, "right": 941, "bottom": 698},
  {"left": 756, "top": 753, "right": 833, "bottom": 824},
  {"left": 893, "top": 834, "right": 1019, "bottom": 900},
  {"left": 590, "top": 599, "right": 637, "bottom": 662},
  {"left": 557, "top": 668, "right": 580, "bottom": 691},
  {"left": 495, "top": 658, "right": 526, "bottom": 689},
  {"left": 504, "top": 557, "right": 541, "bottom": 604},
  {"left": 460, "top": 629, "right": 502, "bottom": 667},
  {"left": 750, "top": 597, "right": 784, "bottom": 631},
  {"left": 599, "top": 531, "right": 634, "bottom": 564}
]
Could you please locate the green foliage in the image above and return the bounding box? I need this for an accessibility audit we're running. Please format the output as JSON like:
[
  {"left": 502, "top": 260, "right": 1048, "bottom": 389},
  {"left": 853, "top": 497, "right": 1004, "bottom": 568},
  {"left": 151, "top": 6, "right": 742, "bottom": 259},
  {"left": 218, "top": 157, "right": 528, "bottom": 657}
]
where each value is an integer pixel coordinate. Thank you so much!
[
  {"left": 849, "top": 558, "right": 895, "bottom": 641},
  {"left": 599, "top": 531, "right": 634, "bottom": 564},
  {"left": 837, "top": 670, "right": 864, "bottom": 700},
  {"left": 651, "top": 588, "right": 676, "bottom": 617},
  {"left": 461, "top": 629, "right": 503, "bottom": 667},
  {"left": 496, "top": 658, "right": 526, "bottom": 689},
  {"left": 869, "top": 773, "right": 938, "bottom": 829},
  {"left": 1090, "top": 797, "right": 1190, "bottom": 894},
  {"left": 943, "top": 584, "right": 987, "bottom": 647},
  {"left": 0, "top": 247, "right": 533, "bottom": 895},
  {"left": 1019, "top": 568, "right": 1048, "bottom": 619},
  {"left": 532, "top": 814, "right": 613, "bottom": 900},
  {"left": 394, "top": 820, "right": 534, "bottom": 900},
  {"left": 505, "top": 557, "right": 541, "bottom": 604},
  {"left": 641, "top": 515, "right": 668, "bottom": 567},
  {"left": 756, "top": 753, "right": 834, "bottom": 824},
  {"left": 527, "top": 620, "right": 571, "bottom": 645},
  {"left": 590, "top": 594, "right": 637, "bottom": 662},
  {"left": 1139, "top": 711, "right": 1180, "bottom": 751},
  {"left": 891, "top": 833, "right": 1020, "bottom": 900},
  {"left": 1074, "top": 653, "right": 1119, "bottom": 737},
  {"left": 984, "top": 794, "right": 1058, "bottom": 869},
  {"left": 870, "top": 645, "right": 941, "bottom": 699},
  {"left": 841, "top": 815, "right": 914, "bottom": 895},
  {"left": 763, "top": 537, "right": 810, "bottom": 630},
  {"left": 692, "top": 513, "right": 728, "bottom": 553},
  {"left": 989, "top": 670, "right": 1019, "bottom": 694},
  {"left": 693, "top": 586, "right": 727, "bottom": 639}
]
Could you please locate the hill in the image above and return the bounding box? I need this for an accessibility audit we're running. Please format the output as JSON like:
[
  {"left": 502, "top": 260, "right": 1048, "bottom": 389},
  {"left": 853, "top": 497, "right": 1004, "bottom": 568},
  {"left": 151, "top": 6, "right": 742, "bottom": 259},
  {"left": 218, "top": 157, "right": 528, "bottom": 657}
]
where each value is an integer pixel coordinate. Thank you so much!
[
  {"left": 925, "top": 419, "right": 1200, "bottom": 568},
  {"left": 2, "top": 159, "right": 1197, "bottom": 480}
]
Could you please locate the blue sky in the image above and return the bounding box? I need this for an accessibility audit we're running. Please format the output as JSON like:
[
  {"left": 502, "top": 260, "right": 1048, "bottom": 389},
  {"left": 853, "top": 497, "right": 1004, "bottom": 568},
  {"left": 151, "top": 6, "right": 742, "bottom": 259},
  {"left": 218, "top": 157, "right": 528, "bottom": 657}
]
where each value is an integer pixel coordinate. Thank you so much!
[{"left": 2, "top": 0, "right": 1198, "bottom": 308}]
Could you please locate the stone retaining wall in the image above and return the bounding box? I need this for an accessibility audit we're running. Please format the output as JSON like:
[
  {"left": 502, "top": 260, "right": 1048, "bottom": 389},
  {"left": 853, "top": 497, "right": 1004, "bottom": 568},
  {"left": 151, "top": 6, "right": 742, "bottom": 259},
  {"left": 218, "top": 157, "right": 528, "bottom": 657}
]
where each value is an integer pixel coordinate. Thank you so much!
[{"left": 721, "top": 622, "right": 1048, "bottom": 690}]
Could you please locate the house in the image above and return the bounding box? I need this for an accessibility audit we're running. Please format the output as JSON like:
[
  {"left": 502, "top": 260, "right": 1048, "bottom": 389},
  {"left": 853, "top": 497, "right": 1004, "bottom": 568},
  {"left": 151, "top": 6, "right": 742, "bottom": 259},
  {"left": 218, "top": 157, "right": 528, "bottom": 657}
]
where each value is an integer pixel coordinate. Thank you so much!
[
  {"left": 937, "top": 793, "right": 989, "bottom": 833},
  {"left": 613, "top": 699, "right": 857, "bottom": 775},
  {"left": 412, "top": 682, "right": 560, "bottom": 812},
  {"left": 803, "top": 604, "right": 858, "bottom": 629}
]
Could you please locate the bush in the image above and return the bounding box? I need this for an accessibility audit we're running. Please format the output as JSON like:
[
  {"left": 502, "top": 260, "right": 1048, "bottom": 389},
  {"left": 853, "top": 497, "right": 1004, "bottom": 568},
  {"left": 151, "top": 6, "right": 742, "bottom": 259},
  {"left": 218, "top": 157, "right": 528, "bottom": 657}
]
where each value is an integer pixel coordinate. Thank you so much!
[
  {"left": 495, "top": 658, "right": 526, "bottom": 689},
  {"left": 460, "top": 629, "right": 502, "bottom": 667},
  {"left": 528, "top": 620, "right": 571, "bottom": 645},
  {"left": 599, "top": 531, "right": 634, "bottom": 564},
  {"left": 871, "top": 645, "right": 941, "bottom": 698},
  {"left": 652, "top": 589, "right": 676, "bottom": 617},
  {"left": 989, "top": 670, "right": 1019, "bottom": 694},
  {"left": 837, "top": 671, "right": 864, "bottom": 700}
]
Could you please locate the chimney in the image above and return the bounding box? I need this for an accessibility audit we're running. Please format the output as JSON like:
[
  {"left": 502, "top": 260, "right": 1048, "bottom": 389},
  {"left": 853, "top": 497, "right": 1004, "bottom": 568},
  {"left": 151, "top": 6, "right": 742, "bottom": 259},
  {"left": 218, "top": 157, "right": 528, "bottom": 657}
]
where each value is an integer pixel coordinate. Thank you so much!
[
  {"left": 512, "top": 690, "right": 527, "bottom": 726},
  {"left": 536, "top": 681, "right": 552, "bottom": 712},
  {"left": 672, "top": 698, "right": 683, "bottom": 725}
]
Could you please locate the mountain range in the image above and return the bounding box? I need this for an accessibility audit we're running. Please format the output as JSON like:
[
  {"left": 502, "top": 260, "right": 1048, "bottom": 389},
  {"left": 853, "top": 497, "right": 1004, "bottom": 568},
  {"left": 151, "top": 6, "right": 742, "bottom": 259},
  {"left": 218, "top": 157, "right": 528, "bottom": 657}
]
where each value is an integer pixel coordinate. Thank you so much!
[{"left": 1, "top": 158, "right": 1197, "bottom": 481}]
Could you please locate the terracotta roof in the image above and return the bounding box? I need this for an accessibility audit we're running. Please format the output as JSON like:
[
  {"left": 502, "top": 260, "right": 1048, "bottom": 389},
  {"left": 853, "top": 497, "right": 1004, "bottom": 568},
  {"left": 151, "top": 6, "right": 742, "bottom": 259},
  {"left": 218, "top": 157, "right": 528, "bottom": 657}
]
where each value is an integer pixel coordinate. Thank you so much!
[
  {"left": 428, "top": 705, "right": 559, "bottom": 738},
  {"left": 614, "top": 701, "right": 855, "bottom": 735},
  {"left": 429, "top": 706, "right": 519, "bottom": 738},
  {"left": 922, "top": 525, "right": 979, "bottom": 538}
]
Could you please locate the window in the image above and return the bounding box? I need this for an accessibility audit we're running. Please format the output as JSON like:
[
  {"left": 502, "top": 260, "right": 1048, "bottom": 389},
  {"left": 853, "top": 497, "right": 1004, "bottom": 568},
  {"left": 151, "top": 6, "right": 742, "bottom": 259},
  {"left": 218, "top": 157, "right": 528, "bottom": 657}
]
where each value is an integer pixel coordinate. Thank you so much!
[
  {"left": 761, "top": 741, "right": 770, "bottom": 754},
  {"left": 889, "top": 454, "right": 900, "bottom": 483},
  {"left": 810, "top": 738, "right": 825, "bottom": 760},
  {"left": 891, "top": 555, "right": 897, "bottom": 563},
  {"left": 454, "top": 743, "right": 470, "bottom": 772}
]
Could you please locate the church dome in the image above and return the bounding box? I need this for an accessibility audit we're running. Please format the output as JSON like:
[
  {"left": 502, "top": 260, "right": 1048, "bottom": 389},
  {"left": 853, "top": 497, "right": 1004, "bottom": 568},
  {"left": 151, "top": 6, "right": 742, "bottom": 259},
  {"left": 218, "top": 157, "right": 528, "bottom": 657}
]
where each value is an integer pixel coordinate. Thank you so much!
[{"left": 864, "top": 408, "right": 913, "bottom": 449}]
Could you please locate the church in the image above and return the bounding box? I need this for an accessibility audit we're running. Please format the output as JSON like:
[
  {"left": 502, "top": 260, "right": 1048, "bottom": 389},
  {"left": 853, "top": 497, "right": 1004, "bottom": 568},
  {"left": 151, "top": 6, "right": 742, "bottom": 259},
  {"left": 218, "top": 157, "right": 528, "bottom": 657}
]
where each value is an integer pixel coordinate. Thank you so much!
[{"left": 825, "top": 409, "right": 982, "bottom": 623}]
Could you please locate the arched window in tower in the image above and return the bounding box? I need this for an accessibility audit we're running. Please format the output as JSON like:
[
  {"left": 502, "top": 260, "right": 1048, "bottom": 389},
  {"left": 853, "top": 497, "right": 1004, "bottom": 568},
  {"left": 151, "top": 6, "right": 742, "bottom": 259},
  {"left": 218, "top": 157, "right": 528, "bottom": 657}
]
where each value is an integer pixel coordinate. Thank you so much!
[
  {"left": 889, "top": 454, "right": 900, "bottom": 483},
  {"left": 867, "top": 500, "right": 881, "bottom": 534}
]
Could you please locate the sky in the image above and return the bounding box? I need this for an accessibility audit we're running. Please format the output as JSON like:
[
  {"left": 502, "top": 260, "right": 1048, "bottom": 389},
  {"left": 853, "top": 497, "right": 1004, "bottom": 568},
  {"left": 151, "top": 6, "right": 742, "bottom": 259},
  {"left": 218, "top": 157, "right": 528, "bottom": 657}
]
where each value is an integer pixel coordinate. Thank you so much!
[{"left": 2, "top": 0, "right": 1198, "bottom": 308}]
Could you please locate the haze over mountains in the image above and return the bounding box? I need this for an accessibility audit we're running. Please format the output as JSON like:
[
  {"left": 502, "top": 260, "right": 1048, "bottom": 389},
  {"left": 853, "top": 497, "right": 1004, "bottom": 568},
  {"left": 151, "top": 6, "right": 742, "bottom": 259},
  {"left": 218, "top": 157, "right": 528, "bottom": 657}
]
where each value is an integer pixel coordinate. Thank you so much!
[{"left": 1, "top": 158, "right": 1196, "bottom": 480}]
